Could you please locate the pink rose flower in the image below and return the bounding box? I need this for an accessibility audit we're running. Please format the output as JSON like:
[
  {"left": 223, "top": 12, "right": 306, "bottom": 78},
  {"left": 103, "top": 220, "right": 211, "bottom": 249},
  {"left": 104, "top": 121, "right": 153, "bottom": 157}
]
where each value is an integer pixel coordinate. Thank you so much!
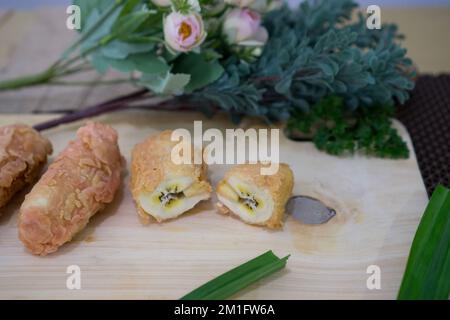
[
  {"left": 223, "top": 8, "right": 268, "bottom": 46},
  {"left": 163, "top": 12, "right": 206, "bottom": 53}
]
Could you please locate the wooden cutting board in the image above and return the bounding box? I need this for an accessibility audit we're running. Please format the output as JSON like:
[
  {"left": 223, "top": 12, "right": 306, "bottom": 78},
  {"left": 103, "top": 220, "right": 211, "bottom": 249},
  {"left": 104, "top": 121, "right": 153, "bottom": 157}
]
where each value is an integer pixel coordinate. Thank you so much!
[{"left": 0, "top": 111, "right": 428, "bottom": 299}]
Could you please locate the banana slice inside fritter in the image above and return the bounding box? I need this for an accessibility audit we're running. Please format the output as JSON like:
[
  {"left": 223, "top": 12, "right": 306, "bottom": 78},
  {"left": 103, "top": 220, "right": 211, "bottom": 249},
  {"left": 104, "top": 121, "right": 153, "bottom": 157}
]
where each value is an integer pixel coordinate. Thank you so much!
[
  {"left": 130, "top": 130, "right": 212, "bottom": 224},
  {"left": 216, "top": 176, "right": 274, "bottom": 225},
  {"left": 138, "top": 176, "right": 210, "bottom": 221},
  {"left": 216, "top": 163, "right": 294, "bottom": 229}
]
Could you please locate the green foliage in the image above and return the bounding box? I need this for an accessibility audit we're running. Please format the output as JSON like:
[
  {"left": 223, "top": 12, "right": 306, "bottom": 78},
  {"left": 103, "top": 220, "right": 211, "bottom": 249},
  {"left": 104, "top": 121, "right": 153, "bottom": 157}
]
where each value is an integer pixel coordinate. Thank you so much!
[
  {"left": 286, "top": 96, "right": 409, "bottom": 158},
  {"left": 172, "top": 53, "right": 224, "bottom": 92},
  {"left": 0, "top": 0, "right": 417, "bottom": 159},
  {"left": 72, "top": 0, "right": 114, "bottom": 30},
  {"left": 188, "top": 61, "right": 266, "bottom": 123},
  {"left": 111, "top": 10, "right": 154, "bottom": 37},
  {"left": 171, "top": 0, "right": 194, "bottom": 15},
  {"left": 73, "top": 0, "right": 224, "bottom": 95},
  {"left": 252, "top": 0, "right": 413, "bottom": 114},
  {"left": 187, "top": 0, "right": 414, "bottom": 158},
  {"left": 65, "top": 0, "right": 417, "bottom": 129},
  {"left": 140, "top": 71, "right": 191, "bottom": 95},
  {"left": 101, "top": 53, "right": 169, "bottom": 74},
  {"left": 100, "top": 41, "right": 155, "bottom": 59}
]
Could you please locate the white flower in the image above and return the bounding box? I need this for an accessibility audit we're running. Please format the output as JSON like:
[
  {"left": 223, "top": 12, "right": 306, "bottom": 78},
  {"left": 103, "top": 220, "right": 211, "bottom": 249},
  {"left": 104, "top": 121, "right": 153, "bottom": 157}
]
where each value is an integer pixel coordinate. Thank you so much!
[
  {"left": 163, "top": 11, "right": 206, "bottom": 52},
  {"left": 223, "top": 8, "right": 268, "bottom": 46}
]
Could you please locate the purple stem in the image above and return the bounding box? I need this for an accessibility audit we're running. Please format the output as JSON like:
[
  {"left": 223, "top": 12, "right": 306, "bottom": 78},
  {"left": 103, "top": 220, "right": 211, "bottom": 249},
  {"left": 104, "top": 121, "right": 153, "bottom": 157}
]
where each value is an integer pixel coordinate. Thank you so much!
[
  {"left": 32, "top": 86, "right": 235, "bottom": 132},
  {"left": 33, "top": 88, "right": 150, "bottom": 131}
]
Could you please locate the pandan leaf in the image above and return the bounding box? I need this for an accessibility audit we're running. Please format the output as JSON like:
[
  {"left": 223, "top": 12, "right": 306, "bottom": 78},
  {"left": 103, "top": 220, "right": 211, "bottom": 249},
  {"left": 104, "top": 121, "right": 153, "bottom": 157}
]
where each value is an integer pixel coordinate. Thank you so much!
[
  {"left": 181, "top": 250, "right": 289, "bottom": 300},
  {"left": 397, "top": 185, "right": 450, "bottom": 300}
]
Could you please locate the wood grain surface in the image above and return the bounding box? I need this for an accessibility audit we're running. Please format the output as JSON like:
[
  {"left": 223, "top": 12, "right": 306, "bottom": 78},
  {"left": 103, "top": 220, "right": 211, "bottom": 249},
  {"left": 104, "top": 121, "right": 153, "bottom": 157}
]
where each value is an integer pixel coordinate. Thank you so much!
[{"left": 0, "top": 111, "right": 428, "bottom": 299}]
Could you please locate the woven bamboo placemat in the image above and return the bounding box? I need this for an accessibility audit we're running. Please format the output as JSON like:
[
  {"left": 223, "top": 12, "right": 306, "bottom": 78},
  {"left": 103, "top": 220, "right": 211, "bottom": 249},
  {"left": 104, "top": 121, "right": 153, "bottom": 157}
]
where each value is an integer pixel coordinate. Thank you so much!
[{"left": 397, "top": 74, "right": 450, "bottom": 197}]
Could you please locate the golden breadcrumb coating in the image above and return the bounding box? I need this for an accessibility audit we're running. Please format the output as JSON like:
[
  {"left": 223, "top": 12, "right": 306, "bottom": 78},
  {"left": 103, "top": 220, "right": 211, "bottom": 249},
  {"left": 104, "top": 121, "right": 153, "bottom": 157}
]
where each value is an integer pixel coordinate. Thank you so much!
[
  {"left": 130, "top": 130, "right": 211, "bottom": 224},
  {"left": 0, "top": 124, "right": 52, "bottom": 212},
  {"left": 216, "top": 163, "right": 294, "bottom": 229},
  {"left": 18, "top": 122, "right": 124, "bottom": 256}
]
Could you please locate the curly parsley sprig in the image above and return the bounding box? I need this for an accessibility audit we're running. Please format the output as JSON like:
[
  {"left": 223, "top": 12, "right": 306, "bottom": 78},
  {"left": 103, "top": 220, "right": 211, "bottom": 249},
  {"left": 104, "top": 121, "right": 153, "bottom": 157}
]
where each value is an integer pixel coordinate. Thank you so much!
[{"left": 286, "top": 95, "right": 409, "bottom": 158}]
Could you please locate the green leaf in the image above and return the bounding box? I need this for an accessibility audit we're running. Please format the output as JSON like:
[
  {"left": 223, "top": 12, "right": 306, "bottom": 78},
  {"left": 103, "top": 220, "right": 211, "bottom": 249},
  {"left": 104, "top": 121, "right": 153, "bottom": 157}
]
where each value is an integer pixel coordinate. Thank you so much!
[
  {"left": 140, "top": 71, "right": 191, "bottom": 95},
  {"left": 172, "top": 53, "right": 224, "bottom": 92},
  {"left": 64, "top": 0, "right": 123, "bottom": 58},
  {"left": 90, "top": 53, "right": 110, "bottom": 73},
  {"left": 103, "top": 57, "right": 135, "bottom": 73},
  {"left": 129, "top": 53, "right": 170, "bottom": 74},
  {"left": 397, "top": 185, "right": 450, "bottom": 300},
  {"left": 171, "top": 0, "right": 193, "bottom": 15},
  {"left": 117, "top": 0, "right": 141, "bottom": 17},
  {"left": 72, "top": 0, "right": 112, "bottom": 31},
  {"left": 111, "top": 11, "right": 152, "bottom": 37},
  {"left": 79, "top": 6, "right": 121, "bottom": 54},
  {"left": 98, "top": 53, "right": 169, "bottom": 74},
  {"left": 133, "top": 10, "right": 164, "bottom": 33},
  {"left": 116, "top": 35, "right": 162, "bottom": 44},
  {"left": 181, "top": 250, "right": 289, "bottom": 300},
  {"left": 101, "top": 41, "right": 154, "bottom": 59}
]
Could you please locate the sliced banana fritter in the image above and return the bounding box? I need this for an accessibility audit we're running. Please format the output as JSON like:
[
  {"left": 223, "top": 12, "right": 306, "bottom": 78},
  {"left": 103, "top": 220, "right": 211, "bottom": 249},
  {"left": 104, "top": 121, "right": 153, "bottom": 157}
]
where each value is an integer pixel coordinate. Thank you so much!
[
  {"left": 216, "top": 163, "right": 294, "bottom": 229},
  {"left": 130, "top": 130, "right": 212, "bottom": 224}
]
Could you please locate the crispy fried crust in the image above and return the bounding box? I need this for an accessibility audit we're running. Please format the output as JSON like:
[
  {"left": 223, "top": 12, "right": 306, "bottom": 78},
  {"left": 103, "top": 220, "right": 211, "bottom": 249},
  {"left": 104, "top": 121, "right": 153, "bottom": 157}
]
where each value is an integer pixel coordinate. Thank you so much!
[
  {"left": 0, "top": 124, "right": 52, "bottom": 212},
  {"left": 18, "top": 122, "right": 124, "bottom": 256},
  {"left": 216, "top": 163, "right": 294, "bottom": 229},
  {"left": 130, "top": 130, "right": 211, "bottom": 224}
]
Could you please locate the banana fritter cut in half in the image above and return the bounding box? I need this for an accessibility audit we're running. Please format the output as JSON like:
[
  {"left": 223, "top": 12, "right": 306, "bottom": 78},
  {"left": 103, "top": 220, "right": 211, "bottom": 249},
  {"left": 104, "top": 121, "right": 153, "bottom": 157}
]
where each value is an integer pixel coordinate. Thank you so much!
[
  {"left": 0, "top": 124, "right": 52, "bottom": 212},
  {"left": 130, "top": 130, "right": 212, "bottom": 224},
  {"left": 216, "top": 163, "right": 294, "bottom": 229},
  {"left": 18, "top": 122, "right": 124, "bottom": 256}
]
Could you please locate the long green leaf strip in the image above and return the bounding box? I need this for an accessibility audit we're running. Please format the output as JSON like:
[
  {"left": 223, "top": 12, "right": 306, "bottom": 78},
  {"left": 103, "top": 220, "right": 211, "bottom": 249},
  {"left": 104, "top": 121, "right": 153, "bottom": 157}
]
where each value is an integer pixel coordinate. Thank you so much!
[
  {"left": 398, "top": 184, "right": 450, "bottom": 300},
  {"left": 181, "top": 250, "right": 290, "bottom": 300}
]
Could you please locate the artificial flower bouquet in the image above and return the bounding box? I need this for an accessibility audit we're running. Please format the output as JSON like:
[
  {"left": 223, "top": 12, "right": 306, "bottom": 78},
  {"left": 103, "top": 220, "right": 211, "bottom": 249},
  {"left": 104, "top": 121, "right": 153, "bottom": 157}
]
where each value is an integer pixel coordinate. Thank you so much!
[{"left": 0, "top": 0, "right": 415, "bottom": 158}]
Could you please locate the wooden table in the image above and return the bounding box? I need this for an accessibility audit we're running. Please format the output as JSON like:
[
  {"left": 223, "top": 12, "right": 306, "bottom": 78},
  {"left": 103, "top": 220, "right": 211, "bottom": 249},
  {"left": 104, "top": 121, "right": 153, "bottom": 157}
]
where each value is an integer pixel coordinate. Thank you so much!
[
  {"left": 0, "top": 6, "right": 450, "bottom": 113},
  {"left": 0, "top": 5, "right": 441, "bottom": 300}
]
